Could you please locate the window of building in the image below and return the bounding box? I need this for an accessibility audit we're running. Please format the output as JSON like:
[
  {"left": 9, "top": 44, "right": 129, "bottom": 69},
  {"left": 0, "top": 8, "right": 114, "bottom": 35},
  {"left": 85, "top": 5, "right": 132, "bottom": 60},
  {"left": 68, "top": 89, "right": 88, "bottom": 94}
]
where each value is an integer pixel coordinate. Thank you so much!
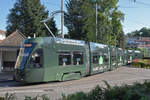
[
  {"left": 73, "top": 52, "right": 84, "bottom": 65},
  {"left": 59, "top": 52, "right": 71, "bottom": 66},
  {"left": 28, "top": 49, "right": 43, "bottom": 68}
]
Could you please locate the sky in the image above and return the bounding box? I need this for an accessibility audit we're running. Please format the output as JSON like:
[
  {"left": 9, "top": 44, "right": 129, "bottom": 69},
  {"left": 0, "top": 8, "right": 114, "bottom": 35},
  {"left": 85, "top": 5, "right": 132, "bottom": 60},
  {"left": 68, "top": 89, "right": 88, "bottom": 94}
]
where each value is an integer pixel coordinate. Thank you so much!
[{"left": 0, "top": 0, "right": 150, "bottom": 34}]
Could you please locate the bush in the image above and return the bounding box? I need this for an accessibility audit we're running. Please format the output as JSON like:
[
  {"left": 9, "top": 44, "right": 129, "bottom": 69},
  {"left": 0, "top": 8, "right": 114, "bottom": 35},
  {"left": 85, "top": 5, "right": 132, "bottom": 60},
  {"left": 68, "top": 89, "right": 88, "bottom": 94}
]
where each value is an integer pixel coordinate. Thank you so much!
[
  {"left": 25, "top": 94, "right": 49, "bottom": 100},
  {"left": 0, "top": 93, "right": 17, "bottom": 100},
  {"left": 1, "top": 81, "right": 150, "bottom": 100},
  {"left": 132, "top": 59, "right": 150, "bottom": 69},
  {"left": 61, "top": 92, "right": 87, "bottom": 100},
  {"left": 87, "top": 85, "right": 104, "bottom": 100},
  {"left": 60, "top": 81, "right": 150, "bottom": 100},
  {"left": 0, "top": 97, "right": 4, "bottom": 100}
]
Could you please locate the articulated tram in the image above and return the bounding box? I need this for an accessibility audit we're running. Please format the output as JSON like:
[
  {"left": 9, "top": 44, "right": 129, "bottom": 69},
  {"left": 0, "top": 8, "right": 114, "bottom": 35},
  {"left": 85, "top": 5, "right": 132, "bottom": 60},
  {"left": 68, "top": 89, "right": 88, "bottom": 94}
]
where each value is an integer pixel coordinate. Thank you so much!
[{"left": 14, "top": 37, "right": 143, "bottom": 83}]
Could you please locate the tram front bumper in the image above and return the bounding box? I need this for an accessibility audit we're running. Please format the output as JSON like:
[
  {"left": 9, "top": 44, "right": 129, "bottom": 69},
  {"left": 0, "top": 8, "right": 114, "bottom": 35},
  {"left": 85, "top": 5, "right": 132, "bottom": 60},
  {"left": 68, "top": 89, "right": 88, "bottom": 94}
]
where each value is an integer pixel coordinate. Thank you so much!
[{"left": 14, "top": 69, "right": 24, "bottom": 82}]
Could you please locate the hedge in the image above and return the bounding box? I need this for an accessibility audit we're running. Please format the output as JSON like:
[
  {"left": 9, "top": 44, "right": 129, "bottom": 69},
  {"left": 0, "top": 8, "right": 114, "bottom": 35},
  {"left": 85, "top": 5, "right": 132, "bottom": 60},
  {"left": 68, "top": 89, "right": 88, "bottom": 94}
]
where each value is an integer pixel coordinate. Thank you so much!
[{"left": 1, "top": 81, "right": 150, "bottom": 100}]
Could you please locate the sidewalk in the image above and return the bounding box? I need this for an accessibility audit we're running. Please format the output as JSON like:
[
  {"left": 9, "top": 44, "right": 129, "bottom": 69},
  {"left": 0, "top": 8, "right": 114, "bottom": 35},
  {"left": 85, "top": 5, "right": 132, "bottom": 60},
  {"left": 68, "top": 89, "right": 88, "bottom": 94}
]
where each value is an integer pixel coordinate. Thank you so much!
[{"left": 0, "top": 72, "right": 13, "bottom": 82}]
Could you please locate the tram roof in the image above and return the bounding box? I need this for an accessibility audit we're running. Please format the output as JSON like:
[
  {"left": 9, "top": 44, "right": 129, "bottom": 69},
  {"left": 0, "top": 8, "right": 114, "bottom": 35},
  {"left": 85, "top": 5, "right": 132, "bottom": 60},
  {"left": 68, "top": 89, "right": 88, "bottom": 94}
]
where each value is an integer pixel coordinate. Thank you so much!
[
  {"left": 54, "top": 38, "right": 85, "bottom": 46},
  {"left": 25, "top": 37, "right": 85, "bottom": 46},
  {"left": 90, "top": 42, "right": 108, "bottom": 48},
  {"left": 128, "top": 50, "right": 133, "bottom": 52},
  {"left": 134, "top": 50, "right": 141, "bottom": 53}
]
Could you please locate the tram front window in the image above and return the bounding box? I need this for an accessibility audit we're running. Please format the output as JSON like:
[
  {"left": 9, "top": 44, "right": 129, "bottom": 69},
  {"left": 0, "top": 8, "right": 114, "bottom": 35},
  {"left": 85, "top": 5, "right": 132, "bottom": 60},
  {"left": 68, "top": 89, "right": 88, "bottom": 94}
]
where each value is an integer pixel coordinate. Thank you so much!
[
  {"left": 15, "top": 48, "right": 24, "bottom": 69},
  {"left": 27, "top": 49, "right": 43, "bottom": 68}
]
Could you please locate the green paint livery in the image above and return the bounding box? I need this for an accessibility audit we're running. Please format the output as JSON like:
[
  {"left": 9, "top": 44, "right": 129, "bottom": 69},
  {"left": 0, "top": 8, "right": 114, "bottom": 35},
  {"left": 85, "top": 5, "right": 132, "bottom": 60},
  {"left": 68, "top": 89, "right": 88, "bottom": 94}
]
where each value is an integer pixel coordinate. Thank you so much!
[{"left": 14, "top": 37, "right": 143, "bottom": 83}]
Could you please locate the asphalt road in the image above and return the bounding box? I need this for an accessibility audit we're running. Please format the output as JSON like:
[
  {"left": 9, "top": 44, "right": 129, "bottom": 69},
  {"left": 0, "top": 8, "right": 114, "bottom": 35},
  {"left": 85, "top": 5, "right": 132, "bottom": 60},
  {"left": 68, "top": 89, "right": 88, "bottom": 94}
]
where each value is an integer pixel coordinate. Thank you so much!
[{"left": 0, "top": 66, "right": 150, "bottom": 100}]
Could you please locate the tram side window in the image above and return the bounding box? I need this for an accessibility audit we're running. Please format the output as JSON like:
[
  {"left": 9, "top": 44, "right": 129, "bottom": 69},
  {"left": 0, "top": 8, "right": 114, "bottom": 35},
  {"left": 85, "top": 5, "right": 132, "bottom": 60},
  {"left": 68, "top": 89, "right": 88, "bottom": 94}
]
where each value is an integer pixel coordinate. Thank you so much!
[
  {"left": 135, "top": 54, "right": 138, "bottom": 59},
  {"left": 112, "top": 55, "right": 116, "bottom": 62},
  {"left": 129, "top": 55, "right": 133, "bottom": 61},
  {"left": 93, "top": 53, "right": 99, "bottom": 64},
  {"left": 120, "top": 55, "right": 123, "bottom": 61},
  {"left": 28, "top": 49, "right": 43, "bottom": 68},
  {"left": 103, "top": 55, "right": 108, "bottom": 63},
  {"left": 73, "top": 52, "right": 84, "bottom": 65},
  {"left": 59, "top": 52, "right": 71, "bottom": 66}
]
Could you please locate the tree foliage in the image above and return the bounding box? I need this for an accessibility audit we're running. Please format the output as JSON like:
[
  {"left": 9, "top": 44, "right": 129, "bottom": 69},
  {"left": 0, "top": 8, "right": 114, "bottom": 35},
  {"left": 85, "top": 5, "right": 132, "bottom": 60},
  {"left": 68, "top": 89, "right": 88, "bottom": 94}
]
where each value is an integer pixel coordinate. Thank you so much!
[
  {"left": 111, "top": 7, "right": 124, "bottom": 46},
  {"left": 6, "top": 0, "right": 58, "bottom": 37},
  {"left": 65, "top": 0, "right": 87, "bottom": 40},
  {"left": 62, "top": 81, "right": 150, "bottom": 100},
  {"left": 117, "top": 30, "right": 126, "bottom": 49},
  {"left": 127, "top": 27, "right": 150, "bottom": 38},
  {"left": 65, "top": 0, "right": 125, "bottom": 48}
]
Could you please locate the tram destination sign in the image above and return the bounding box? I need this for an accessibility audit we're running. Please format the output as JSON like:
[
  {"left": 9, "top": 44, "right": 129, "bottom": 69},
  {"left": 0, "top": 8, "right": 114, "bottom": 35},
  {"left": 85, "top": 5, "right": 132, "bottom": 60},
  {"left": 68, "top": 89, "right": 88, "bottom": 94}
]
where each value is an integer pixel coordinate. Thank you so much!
[{"left": 55, "top": 38, "right": 85, "bottom": 46}]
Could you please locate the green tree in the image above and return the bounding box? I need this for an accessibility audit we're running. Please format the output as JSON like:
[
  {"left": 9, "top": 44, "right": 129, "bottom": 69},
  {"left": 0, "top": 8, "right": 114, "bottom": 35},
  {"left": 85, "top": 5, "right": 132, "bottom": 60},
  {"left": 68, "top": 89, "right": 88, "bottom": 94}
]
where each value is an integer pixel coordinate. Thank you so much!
[
  {"left": 117, "top": 30, "right": 126, "bottom": 49},
  {"left": 140, "top": 27, "right": 150, "bottom": 37},
  {"left": 127, "top": 27, "right": 150, "bottom": 38},
  {"left": 6, "top": 1, "right": 21, "bottom": 36},
  {"left": 137, "top": 48, "right": 149, "bottom": 57},
  {"left": 96, "top": 0, "right": 119, "bottom": 45},
  {"left": 111, "top": 7, "right": 124, "bottom": 46},
  {"left": 65, "top": 0, "right": 87, "bottom": 40},
  {"left": 7, "top": 0, "right": 58, "bottom": 37},
  {"left": 65, "top": 0, "right": 124, "bottom": 46},
  {"left": 83, "top": 0, "right": 124, "bottom": 45},
  {"left": 127, "top": 30, "right": 139, "bottom": 38},
  {"left": 45, "top": 17, "right": 58, "bottom": 37}
]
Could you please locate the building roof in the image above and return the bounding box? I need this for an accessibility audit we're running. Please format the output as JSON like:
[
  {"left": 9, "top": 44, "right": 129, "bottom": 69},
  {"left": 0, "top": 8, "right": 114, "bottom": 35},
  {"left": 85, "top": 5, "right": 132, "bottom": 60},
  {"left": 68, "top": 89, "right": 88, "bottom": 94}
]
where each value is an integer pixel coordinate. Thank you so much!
[
  {"left": 0, "top": 30, "right": 6, "bottom": 35},
  {"left": 138, "top": 44, "right": 150, "bottom": 48},
  {"left": 0, "top": 30, "right": 26, "bottom": 48},
  {"left": 136, "top": 40, "right": 150, "bottom": 42}
]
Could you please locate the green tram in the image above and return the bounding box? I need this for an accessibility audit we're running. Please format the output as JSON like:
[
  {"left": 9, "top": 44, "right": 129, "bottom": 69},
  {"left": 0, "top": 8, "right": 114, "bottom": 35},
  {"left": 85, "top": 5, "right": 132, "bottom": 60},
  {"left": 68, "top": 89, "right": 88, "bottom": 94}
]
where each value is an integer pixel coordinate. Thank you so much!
[
  {"left": 134, "top": 50, "right": 143, "bottom": 60},
  {"left": 117, "top": 48, "right": 125, "bottom": 66},
  {"left": 14, "top": 37, "right": 142, "bottom": 83},
  {"left": 89, "top": 42, "right": 109, "bottom": 74},
  {"left": 109, "top": 46, "right": 117, "bottom": 70},
  {"left": 124, "top": 50, "right": 129, "bottom": 65},
  {"left": 127, "top": 50, "right": 134, "bottom": 64}
]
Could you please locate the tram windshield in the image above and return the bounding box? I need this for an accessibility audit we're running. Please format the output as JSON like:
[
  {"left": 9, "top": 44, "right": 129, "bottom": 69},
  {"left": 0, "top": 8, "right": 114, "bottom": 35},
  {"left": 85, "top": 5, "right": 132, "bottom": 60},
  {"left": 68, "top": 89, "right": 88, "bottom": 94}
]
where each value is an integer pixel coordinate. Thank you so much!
[
  {"left": 27, "top": 49, "right": 43, "bottom": 68},
  {"left": 15, "top": 43, "right": 35, "bottom": 71},
  {"left": 15, "top": 48, "right": 24, "bottom": 69}
]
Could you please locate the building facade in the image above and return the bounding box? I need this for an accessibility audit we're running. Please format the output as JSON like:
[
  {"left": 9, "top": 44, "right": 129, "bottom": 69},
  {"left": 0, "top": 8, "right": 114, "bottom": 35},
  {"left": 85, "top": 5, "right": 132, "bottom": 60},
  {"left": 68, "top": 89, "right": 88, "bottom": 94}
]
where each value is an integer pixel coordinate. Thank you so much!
[
  {"left": 126, "top": 37, "right": 150, "bottom": 57},
  {"left": 0, "top": 30, "right": 26, "bottom": 72},
  {"left": 126, "top": 37, "right": 138, "bottom": 49}
]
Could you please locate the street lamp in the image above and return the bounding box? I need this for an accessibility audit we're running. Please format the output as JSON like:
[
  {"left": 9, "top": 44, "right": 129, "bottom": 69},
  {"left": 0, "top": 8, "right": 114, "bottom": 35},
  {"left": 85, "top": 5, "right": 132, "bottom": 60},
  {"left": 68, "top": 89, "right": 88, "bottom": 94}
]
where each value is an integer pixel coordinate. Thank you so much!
[
  {"left": 96, "top": 2, "right": 98, "bottom": 42},
  {"left": 61, "top": 0, "right": 64, "bottom": 38}
]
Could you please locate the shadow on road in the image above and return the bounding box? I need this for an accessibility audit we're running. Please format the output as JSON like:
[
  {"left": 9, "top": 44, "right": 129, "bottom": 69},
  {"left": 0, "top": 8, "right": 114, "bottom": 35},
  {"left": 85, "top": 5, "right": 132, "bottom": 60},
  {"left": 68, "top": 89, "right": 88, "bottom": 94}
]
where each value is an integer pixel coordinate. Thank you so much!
[{"left": 0, "top": 80, "right": 61, "bottom": 88}]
